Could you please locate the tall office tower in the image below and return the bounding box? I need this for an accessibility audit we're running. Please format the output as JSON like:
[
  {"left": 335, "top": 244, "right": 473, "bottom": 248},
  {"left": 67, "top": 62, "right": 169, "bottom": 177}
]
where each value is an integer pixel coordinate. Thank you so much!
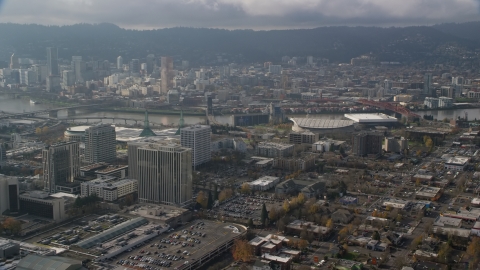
[
  {"left": 117, "top": 56, "right": 123, "bottom": 70},
  {"left": 46, "top": 75, "right": 61, "bottom": 92},
  {"left": 423, "top": 73, "right": 433, "bottom": 96},
  {"left": 72, "top": 56, "right": 86, "bottom": 83},
  {"left": 42, "top": 142, "right": 80, "bottom": 193},
  {"left": 161, "top": 56, "right": 174, "bottom": 94},
  {"left": 384, "top": 79, "right": 392, "bottom": 93},
  {"left": 130, "top": 59, "right": 140, "bottom": 73},
  {"left": 307, "top": 56, "right": 314, "bottom": 65},
  {"left": 46, "top": 47, "right": 59, "bottom": 76},
  {"left": 9, "top": 53, "right": 19, "bottom": 69},
  {"left": 0, "top": 175, "right": 19, "bottom": 214},
  {"left": 146, "top": 54, "right": 155, "bottom": 74},
  {"left": 0, "top": 144, "right": 6, "bottom": 168},
  {"left": 84, "top": 124, "right": 116, "bottom": 164},
  {"left": 62, "top": 70, "right": 75, "bottom": 87},
  {"left": 180, "top": 125, "right": 211, "bottom": 168},
  {"left": 132, "top": 142, "right": 192, "bottom": 206},
  {"left": 352, "top": 131, "right": 383, "bottom": 157}
]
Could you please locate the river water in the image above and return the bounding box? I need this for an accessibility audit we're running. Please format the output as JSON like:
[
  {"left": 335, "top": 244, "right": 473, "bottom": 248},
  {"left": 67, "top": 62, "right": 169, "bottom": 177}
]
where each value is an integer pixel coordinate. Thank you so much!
[{"left": 1, "top": 95, "right": 479, "bottom": 125}]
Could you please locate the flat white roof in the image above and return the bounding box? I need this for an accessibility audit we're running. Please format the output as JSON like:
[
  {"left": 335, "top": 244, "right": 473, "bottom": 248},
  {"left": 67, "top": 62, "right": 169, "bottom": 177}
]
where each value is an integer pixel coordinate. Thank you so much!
[
  {"left": 445, "top": 156, "right": 469, "bottom": 165},
  {"left": 344, "top": 113, "right": 398, "bottom": 123}
]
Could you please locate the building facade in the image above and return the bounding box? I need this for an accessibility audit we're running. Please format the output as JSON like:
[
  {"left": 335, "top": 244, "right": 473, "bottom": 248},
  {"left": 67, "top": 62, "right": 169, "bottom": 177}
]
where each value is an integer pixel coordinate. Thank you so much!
[
  {"left": 134, "top": 143, "right": 192, "bottom": 206},
  {"left": 46, "top": 47, "right": 59, "bottom": 76},
  {"left": 352, "top": 132, "right": 383, "bottom": 156},
  {"left": 0, "top": 175, "right": 19, "bottom": 214},
  {"left": 80, "top": 177, "right": 137, "bottom": 202},
  {"left": 180, "top": 125, "right": 211, "bottom": 167},
  {"left": 84, "top": 124, "right": 116, "bottom": 164},
  {"left": 42, "top": 142, "right": 80, "bottom": 193},
  {"left": 256, "top": 142, "right": 294, "bottom": 158},
  {"left": 161, "top": 56, "right": 174, "bottom": 94}
]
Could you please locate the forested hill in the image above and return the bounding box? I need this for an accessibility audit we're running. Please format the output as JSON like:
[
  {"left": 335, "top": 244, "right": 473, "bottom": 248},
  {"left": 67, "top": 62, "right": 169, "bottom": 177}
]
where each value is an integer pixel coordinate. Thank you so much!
[{"left": 0, "top": 22, "right": 478, "bottom": 65}]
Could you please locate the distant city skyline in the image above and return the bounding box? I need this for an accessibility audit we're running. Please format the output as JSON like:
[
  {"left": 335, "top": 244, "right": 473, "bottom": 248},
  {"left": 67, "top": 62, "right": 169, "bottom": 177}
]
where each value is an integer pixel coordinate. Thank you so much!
[{"left": 0, "top": 0, "right": 479, "bottom": 30}]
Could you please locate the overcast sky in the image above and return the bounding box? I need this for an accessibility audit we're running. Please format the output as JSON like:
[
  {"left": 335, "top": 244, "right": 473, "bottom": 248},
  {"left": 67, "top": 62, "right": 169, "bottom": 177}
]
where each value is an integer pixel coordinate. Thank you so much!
[{"left": 0, "top": 0, "right": 479, "bottom": 30}]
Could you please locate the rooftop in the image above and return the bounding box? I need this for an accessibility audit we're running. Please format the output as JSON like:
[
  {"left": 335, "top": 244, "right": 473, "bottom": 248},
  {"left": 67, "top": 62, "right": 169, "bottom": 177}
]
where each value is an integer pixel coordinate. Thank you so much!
[
  {"left": 344, "top": 113, "right": 398, "bottom": 123},
  {"left": 445, "top": 156, "right": 470, "bottom": 165},
  {"left": 290, "top": 118, "right": 354, "bottom": 129}
]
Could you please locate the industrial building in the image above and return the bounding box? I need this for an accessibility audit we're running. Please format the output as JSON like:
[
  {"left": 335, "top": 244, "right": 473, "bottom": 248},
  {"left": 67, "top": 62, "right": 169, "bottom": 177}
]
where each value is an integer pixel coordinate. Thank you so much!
[
  {"left": 180, "top": 125, "right": 211, "bottom": 167},
  {"left": 248, "top": 176, "right": 280, "bottom": 191},
  {"left": 0, "top": 238, "right": 20, "bottom": 259},
  {"left": 256, "top": 142, "right": 294, "bottom": 158},
  {"left": 415, "top": 186, "right": 442, "bottom": 201},
  {"left": 80, "top": 176, "right": 137, "bottom": 202},
  {"left": 288, "top": 131, "right": 319, "bottom": 144},
  {"left": 42, "top": 141, "right": 80, "bottom": 194},
  {"left": 84, "top": 124, "right": 116, "bottom": 164},
  {"left": 344, "top": 113, "right": 398, "bottom": 125},
  {"left": 16, "top": 254, "right": 84, "bottom": 270},
  {"left": 18, "top": 191, "right": 66, "bottom": 221},
  {"left": 444, "top": 156, "right": 470, "bottom": 171},
  {"left": 384, "top": 137, "right": 408, "bottom": 153},
  {"left": 273, "top": 154, "right": 316, "bottom": 172}
]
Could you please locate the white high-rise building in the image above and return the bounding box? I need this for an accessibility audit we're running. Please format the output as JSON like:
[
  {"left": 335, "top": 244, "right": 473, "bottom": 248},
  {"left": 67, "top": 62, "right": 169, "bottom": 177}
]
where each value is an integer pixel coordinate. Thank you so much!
[
  {"left": 84, "top": 124, "right": 116, "bottom": 164},
  {"left": 180, "top": 125, "right": 211, "bottom": 168},
  {"left": 42, "top": 142, "right": 80, "bottom": 193},
  {"left": 117, "top": 56, "right": 123, "bottom": 70},
  {"left": 62, "top": 70, "right": 75, "bottom": 87},
  {"left": 129, "top": 142, "right": 192, "bottom": 206},
  {"left": 307, "top": 56, "right": 314, "bottom": 65}
]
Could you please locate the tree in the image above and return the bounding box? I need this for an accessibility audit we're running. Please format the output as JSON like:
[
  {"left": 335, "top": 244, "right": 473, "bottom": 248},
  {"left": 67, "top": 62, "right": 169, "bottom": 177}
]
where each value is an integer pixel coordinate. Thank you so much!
[
  {"left": 372, "top": 230, "right": 380, "bottom": 240},
  {"left": 467, "top": 237, "right": 480, "bottom": 264},
  {"left": 240, "top": 183, "right": 251, "bottom": 194},
  {"left": 35, "top": 127, "right": 42, "bottom": 134},
  {"left": 437, "top": 242, "right": 451, "bottom": 263},
  {"left": 260, "top": 203, "right": 267, "bottom": 227},
  {"left": 410, "top": 235, "right": 423, "bottom": 250},
  {"left": 3, "top": 218, "right": 22, "bottom": 235},
  {"left": 297, "top": 193, "right": 305, "bottom": 205},
  {"left": 300, "top": 228, "right": 308, "bottom": 240},
  {"left": 247, "top": 218, "right": 253, "bottom": 227},
  {"left": 268, "top": 207, "right": 278, "bottom": 221},
  {"left": 41, "top": 126, "right": 49, "bottom": 134},
  {"left": 338, "top": 227, "right": 349, "bottom": 242},
  {"left": 326, "top": 219, "right": 333, "bottom": 229},
  {"left": 298, "top": 239, "right": 308, "bottom": 250},
  {"left": 196, "top": 191, "right": 208, "bottom": 209},
  {"left": 231, "top": 239, "right": 253, "bottom": 262},
  {"left": 282, "top": 200, "right": 290, "bottom": 213}
]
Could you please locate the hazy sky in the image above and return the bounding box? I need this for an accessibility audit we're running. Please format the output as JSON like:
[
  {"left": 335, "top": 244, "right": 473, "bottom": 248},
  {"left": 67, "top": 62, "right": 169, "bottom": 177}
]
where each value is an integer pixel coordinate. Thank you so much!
[{"left": 0, "top": 0, "right": 479, "bottom": 29}]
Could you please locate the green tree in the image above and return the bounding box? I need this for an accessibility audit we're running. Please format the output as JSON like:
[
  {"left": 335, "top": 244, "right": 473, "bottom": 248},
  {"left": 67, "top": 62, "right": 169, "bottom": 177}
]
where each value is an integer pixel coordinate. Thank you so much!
[
  {"left": 247, "top": 218, "right": 253, "bottom": 227},
  {"left": 260, "top": 203, "right": 267, "bottom": 227},
  {"left": 372, "top": 230, "right": 380, "bottom": 240}
]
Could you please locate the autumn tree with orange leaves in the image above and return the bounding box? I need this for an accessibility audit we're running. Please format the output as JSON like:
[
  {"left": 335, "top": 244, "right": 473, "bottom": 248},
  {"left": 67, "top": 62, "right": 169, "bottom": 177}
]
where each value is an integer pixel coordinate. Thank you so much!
[{"left": 232, "top": 239, "right": 254, "bottom": 262}]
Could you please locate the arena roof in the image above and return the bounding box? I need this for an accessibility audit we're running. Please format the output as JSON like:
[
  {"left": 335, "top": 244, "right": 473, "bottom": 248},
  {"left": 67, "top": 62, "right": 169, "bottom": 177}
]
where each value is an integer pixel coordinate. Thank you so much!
[
  {"left": 290, "top": 118, "right": 354, "bottom": 129},
  {"left": 344, "top": 113, "right": 398, "bottom": 123}
]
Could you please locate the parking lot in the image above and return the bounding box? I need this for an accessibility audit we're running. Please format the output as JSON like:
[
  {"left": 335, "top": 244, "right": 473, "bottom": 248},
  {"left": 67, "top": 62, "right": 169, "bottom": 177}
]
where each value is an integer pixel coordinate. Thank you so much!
[
  {"left": 114, "top": 220, "right": 245, "bottom": 270},
  {"left": 207, "top": 195, "right": 283, "bottom": 223}
]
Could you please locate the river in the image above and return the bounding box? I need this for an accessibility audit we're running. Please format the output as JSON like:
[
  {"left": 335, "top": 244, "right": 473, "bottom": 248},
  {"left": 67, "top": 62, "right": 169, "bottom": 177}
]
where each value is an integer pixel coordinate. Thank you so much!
[{"left": 1, "top": 95, "right": 479, "bottom": 125}]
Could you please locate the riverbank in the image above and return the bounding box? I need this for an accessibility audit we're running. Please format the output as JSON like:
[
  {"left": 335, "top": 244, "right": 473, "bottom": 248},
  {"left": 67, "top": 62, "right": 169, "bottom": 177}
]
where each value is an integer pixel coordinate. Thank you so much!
[{"left": 97, "top": 107, "right": 205, "bottom": 116}]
